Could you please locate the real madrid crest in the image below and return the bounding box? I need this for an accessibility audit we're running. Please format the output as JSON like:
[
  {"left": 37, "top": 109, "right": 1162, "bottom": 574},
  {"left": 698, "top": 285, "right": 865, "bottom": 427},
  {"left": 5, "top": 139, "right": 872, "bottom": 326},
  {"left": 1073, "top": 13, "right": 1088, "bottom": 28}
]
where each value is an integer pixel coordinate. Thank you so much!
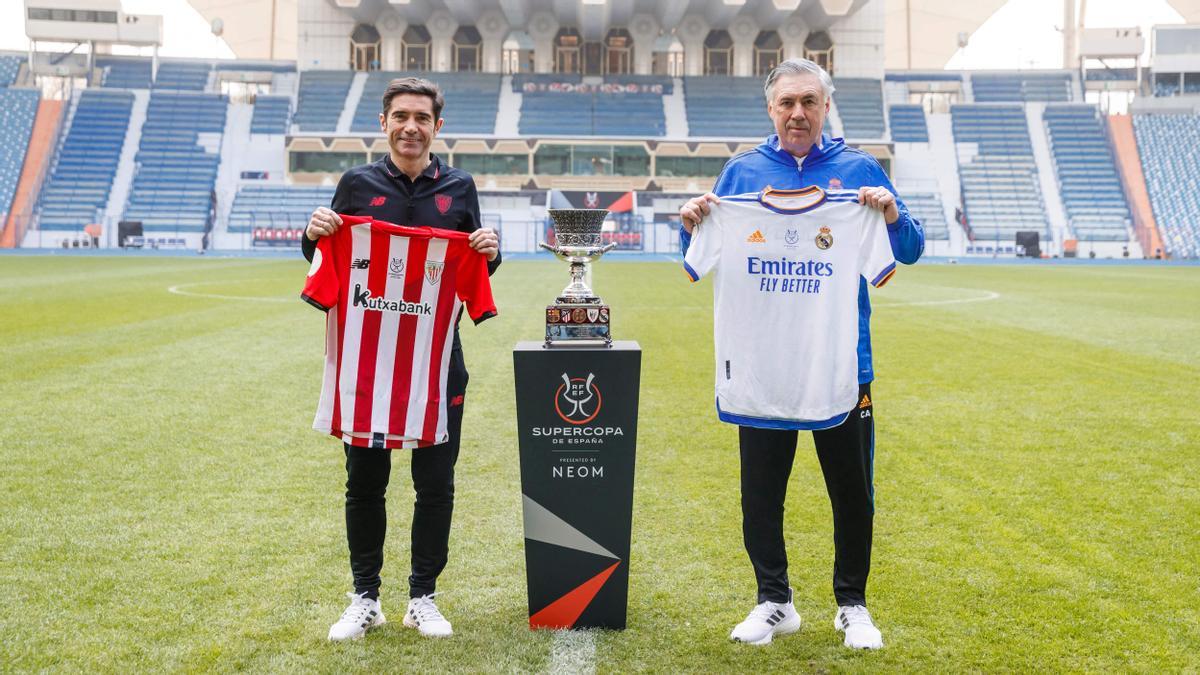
[{"left": 815, "top": 226, "right": 833, "bottom": 250}]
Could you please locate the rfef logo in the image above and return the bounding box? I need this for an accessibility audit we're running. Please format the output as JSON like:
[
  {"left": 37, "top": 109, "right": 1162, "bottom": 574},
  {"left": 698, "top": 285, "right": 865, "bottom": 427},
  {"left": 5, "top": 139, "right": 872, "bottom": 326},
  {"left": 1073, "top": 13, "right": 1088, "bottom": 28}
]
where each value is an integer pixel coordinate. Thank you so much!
[{"left": 555, "top": 372, "right": 602, "bottom": 424}]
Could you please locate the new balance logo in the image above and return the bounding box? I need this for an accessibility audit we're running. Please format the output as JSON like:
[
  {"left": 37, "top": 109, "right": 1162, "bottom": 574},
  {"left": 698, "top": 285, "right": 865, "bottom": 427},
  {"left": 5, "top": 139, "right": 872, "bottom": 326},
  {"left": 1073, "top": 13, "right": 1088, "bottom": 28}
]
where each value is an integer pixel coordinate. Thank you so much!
[
  {"left": 858, "top": 394, "right": 872, "bottom": 409},
  {"left": 370, "top": 196, "right": 387, "bottom": 206},
  {"left": 351, "top": 258, "right": 370, "bottom": 269},
  {"left": 746, "top": 230, "right": 767, "bottom": 243}
]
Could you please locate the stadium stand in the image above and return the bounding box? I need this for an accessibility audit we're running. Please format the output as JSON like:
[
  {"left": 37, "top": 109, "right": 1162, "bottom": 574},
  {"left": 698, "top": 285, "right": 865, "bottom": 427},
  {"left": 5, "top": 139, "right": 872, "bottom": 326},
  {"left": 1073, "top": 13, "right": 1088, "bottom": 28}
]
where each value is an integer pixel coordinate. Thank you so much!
[
  {"left": 37, "top": 90, "right": 132, "bottom": 230},
  {"left": 123, "top": 92, "right": 228, "bottom": 233},
  {"left": 0, "top": 89, "right": 39, "bottom": 219},
  {"left": 154, "top": 61, "right": 211, "bottom": 91},
  {"left": 832, "top": 78, "right": 885, "bottom": 138},
  {"left": 293, "top": 70, "right": 353, "bottom": 131},
  {"left": 352, "top": 71, "right": 501, "bottom": 134},
  {"left": 684, "top": 77, "right": 773, "bottom": 138},
  {"left": 228, "top": 184, "right": 334, "bottom": 233},
  {"left": 0, "top": 55, "right": 23, "bottom": 87},
  {"left": 1133, "top": 114, "right": 1200, "bottom": 257},
  {"left": 251, "top": 95, "right": 291, "bottom": 134},
  {"left": 1042, "top": 105, "right": 1131, "bottom": 241},
  {"left": 888, "top": 104, "right": 929, "bottom": 142},
  {"left": 951, "top": 104, "right": 1048, "bottom": 241},
  {"left": 518, "top": 89, "right": 664, "bottom": 137},
  {"left": 903, "top": 192, "right": 949, "bottom": 240},
  {"left": 971, "top": 72, "right": 1073, "bottom": 102},
  {"left": 99, "top": 57, "right": 152, "bottom": 89}
]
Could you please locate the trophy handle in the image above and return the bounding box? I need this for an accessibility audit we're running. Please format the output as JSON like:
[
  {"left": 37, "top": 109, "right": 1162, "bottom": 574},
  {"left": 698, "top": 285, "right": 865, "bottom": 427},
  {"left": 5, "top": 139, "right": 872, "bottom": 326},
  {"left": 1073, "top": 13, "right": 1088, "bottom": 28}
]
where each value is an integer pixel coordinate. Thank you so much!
[
  {"left": 538, "top": 242, "right": 557, "bottom": 254},
  {"left": 600, "top": 242, "right": 617, "bottom": 254}
]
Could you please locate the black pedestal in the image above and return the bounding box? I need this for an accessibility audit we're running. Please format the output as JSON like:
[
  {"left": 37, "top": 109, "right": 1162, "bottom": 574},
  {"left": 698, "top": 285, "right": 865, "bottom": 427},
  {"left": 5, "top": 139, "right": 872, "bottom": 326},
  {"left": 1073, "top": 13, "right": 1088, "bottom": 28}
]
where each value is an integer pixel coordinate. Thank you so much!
[{"left": 513, "top": 341, "right": 641, "bottom": 630}]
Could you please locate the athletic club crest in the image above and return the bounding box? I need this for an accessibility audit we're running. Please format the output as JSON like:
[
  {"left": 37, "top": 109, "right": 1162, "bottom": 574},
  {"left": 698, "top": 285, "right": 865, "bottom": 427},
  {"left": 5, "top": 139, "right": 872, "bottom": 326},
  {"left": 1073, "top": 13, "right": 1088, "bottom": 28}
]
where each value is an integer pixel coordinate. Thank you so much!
[
  {"left": 425, "top": 260, "right": 444, "bottom": 284},
  {"left": 587, "top": 307, "right": 599, "bottom": 322},
  {"left": 815, "top": 226, "right": 833, "bottom": 250},
  {"left": 435, "top": 193, "right": 453, "bottom": 214}
]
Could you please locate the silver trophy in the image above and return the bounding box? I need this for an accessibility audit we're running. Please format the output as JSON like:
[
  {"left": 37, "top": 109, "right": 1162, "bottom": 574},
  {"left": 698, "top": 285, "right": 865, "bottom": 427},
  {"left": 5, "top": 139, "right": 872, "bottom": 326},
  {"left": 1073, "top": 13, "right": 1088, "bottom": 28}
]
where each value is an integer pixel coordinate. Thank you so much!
[{"left": 540, "top": 208, "right": 615, "bottom": 345}]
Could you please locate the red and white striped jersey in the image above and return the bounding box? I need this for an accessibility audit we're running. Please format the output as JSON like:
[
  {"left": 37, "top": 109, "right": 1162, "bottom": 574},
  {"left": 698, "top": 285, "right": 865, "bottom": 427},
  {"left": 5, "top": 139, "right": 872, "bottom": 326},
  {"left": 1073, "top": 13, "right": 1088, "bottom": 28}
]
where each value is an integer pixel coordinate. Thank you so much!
[{"left": 301, "top": 215, "right": 497, "bottom": 449}]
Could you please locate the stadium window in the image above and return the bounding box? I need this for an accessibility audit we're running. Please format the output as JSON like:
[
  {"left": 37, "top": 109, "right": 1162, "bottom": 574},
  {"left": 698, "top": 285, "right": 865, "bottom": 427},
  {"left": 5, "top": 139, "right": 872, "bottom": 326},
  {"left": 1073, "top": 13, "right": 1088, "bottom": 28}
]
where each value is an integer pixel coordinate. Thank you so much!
[
  {"left": 452, "top": 153, "right": 529, "bottom": 176},
  {"left": 98, "top": 11, "right": 116, "bottom": 23},
  {"left": 611, "top": 146, "right": 650, "bottom": 176},
  {"left": 350, "top": 24, "right": 381, "bottom": 71},
  {"left": 27, "top": 8, "right": 51, "bottom": 20},
  {"left": 803, "top": 31, "right": 834, "bottom": 76},
  {"left": 754, "top": 31, "right": 782, "bottom": 77},
  {"left": 453, "top": 26, "right": 482, "bottom": 72},
  {"left": 655, "top": 156, "right": 728, "bottom": 178},
  {"left": 704, "top": 30, "right": 733, "bottom": 76},
  {"left": 605, "top": 29, "right": 632, "bottom": 75},
  {"left": 289, "top": 152, "right": 368, "bottom": 174},
  {"left": 554, "top": 28, "right": 582, "bottom": 74},
  {"left": 534, "top": 145, "right": 572, "bottom": 175},
  {"left": 403, "top": 25, "right": 432, "bottom": 71},
  {"left": 502, "top": 30, "right": 535, "bottom": 74},
  {"left": 50, "top": 9, "right": 70, "bottom": 21}
]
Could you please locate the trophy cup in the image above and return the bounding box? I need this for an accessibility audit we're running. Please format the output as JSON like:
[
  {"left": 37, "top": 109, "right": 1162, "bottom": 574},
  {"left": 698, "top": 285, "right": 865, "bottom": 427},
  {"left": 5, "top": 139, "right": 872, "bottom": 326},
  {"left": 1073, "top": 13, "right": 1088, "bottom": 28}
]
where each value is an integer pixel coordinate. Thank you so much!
[{"left": 540, "top": 208, "right": 616, "bottom": 346}]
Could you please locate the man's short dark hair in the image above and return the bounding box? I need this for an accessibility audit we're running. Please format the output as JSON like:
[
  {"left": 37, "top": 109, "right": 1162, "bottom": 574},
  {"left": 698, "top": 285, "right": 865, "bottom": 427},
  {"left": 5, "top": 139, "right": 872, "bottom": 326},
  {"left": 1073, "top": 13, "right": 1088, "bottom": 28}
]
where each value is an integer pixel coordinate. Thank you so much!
[{"left": 381, "top": 77, "right": 445, "bottom": 120}]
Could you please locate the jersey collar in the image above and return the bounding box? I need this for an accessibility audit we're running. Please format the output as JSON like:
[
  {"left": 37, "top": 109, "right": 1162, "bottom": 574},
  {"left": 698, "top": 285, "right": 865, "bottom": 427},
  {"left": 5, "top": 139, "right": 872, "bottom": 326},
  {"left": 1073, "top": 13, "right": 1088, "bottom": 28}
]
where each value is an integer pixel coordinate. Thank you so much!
[
  {"left": 757, "top": 185, "right": 827, "bottom": 214},
  {"left": 382, "top": 153, "right": 442, "bottom": 182}
]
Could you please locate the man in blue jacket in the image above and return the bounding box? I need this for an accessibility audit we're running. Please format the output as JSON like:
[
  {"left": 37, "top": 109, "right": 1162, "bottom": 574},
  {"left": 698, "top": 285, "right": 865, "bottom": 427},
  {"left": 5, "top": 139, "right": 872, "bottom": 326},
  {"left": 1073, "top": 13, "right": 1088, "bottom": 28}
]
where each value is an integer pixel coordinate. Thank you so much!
[{"left": 679, "top": 58, "right": 924, "bottom": 649}]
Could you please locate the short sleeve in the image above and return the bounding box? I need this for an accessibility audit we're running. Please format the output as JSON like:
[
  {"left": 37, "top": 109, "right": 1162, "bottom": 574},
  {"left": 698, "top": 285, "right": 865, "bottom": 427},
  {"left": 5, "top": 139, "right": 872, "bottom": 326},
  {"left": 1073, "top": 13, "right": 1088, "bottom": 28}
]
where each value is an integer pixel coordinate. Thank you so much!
[
  {"left": 858, "top": 209, "right": 897, "bottom": 288},
  {"left": 453, "top": 240, "right": 498, "bottom": 324},
  {"left": 301, "top": 234, "right": 339, "bottom": 311},
  {"left": 683, "top": 207, "right": 724, "bottom": 282}
]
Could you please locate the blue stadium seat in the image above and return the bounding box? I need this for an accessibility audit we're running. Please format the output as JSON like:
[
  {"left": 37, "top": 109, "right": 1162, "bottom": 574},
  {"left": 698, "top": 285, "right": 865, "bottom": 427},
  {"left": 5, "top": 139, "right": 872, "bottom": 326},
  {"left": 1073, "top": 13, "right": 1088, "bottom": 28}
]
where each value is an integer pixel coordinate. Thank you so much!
[
  {"left": 888, "top": 104, "right": 929, "bottom": 142},
  {"left": 154, "top": 60, "right": 212, "bottom": 91},
  {"left": 123, "top": 92, "right": 228, "bottom": 233},
  {"left": 972, "top": 73, "right": 1073, "bottom": 103},
  {"left": 684, "top": 77, "right": 772, "bottom": 138},
  {"left": 294, "top": 70, "right": 354, "bottom": 132},
  {"left": 951, "top": 104, "right": 1049, "bottom": 241},
  {"left": 1133, "top": 114, "right": 1200, "bottom": 257},
  {"left": 0, "top": 55, "right": 25, "bottom": 87},
  {"left": 1043, "top": 105, "right": 1131, "bottom": 242},
  {"left": 903, "top": 193, "right": 949, "bottom": 240},
  {"left": 227, "top": 184, "right": 336, "bottom": 232},
  {"left": 251, "top": 95, "right": 292, "bottom": 134},
  {"left": 518, "top": 86, "right": 665, "bottom": 137},
  {"left": 0, "top": 89, "right": 39, "bottom": 219},
  {"left": 832, "top": 78, "right": 885, "bottom": 139},
  {"left": 351, "top": 71, "right": 500, "bottom": 134},
  {"left": 38, "top": 90, "right": 132, "bottom": 230},
  {"left": 98, "top": 57, "right": 152, "bottom": 89}
]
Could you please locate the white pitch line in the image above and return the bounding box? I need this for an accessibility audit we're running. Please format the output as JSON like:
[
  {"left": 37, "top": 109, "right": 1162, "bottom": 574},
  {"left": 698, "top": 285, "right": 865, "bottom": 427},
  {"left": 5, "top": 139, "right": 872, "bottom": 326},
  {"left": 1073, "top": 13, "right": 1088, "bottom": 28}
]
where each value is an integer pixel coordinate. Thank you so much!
[
  {"left": 166, "top": 279, "right": 291, "bottom": 303},
  {"left": 549, "top": 630, "right": 596, "bottom": 675},
  {"left": 873, "top": 288, "right": 1001, "bottom": 308}
]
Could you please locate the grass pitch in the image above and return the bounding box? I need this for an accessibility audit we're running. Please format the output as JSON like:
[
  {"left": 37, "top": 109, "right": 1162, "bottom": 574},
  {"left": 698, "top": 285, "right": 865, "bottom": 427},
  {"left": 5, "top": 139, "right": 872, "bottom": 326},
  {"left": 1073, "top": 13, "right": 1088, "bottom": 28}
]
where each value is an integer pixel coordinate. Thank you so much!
[{"left": 1, "top": 255, "right": 1197, "bottom": 672}]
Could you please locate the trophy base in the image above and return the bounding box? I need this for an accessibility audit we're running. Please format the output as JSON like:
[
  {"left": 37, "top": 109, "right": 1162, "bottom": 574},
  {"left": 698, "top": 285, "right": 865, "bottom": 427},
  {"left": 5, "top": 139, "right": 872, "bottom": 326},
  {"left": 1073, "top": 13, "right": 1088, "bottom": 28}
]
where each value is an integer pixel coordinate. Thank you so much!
[{"left": 545, "top": 303, "right": 611, "bottom": 346}]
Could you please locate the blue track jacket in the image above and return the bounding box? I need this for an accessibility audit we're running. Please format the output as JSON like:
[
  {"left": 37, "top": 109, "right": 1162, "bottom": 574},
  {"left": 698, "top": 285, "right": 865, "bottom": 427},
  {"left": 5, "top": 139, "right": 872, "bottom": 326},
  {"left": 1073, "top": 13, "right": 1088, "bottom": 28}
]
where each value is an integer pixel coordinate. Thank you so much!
[{"left": 680, "top": 133, "right": 925, "bottom": 384}]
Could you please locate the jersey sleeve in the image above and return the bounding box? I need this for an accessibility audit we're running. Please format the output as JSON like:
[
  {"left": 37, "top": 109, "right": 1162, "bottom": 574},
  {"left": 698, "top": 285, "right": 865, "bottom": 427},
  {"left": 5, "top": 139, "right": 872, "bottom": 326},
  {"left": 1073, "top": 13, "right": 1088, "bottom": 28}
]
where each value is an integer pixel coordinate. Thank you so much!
[
  {"left": 301, "top": 232, "right": 339, "bottom": 311},
  {"left": 858, "top": 209, "right": 897, "bottom": 288},
  {"left": 683, "top": 208, "right": 723, "bottom": 282},
  {"left": 454, "top": 241, "right": 498, "bottom": 324}
]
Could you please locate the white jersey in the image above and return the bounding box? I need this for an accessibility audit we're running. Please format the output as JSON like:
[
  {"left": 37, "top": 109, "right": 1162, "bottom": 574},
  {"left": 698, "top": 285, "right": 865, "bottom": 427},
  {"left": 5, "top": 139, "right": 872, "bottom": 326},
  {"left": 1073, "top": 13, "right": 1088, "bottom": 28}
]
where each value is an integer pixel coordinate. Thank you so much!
[{"left": 684, "top": 187, "right": 897, "bottom": 429}]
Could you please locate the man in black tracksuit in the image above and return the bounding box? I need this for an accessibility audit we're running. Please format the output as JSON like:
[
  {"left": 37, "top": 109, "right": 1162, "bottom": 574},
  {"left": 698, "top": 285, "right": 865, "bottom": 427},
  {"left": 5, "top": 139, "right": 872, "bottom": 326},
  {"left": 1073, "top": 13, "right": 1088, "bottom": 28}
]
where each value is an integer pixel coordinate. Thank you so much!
[{"left": 303, "top": 77, "right": 500, "bottom": 641}]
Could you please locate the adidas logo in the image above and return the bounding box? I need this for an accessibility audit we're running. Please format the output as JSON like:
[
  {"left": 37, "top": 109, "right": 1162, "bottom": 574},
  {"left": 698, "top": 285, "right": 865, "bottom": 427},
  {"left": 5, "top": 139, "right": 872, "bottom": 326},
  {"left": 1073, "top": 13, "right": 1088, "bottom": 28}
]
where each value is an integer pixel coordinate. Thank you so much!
[
  {"left": 858, "top": 394, "right": 872, "bottom": 409},
  {"left": 746, "top": 229, "right": 766, "bottom": 243}
]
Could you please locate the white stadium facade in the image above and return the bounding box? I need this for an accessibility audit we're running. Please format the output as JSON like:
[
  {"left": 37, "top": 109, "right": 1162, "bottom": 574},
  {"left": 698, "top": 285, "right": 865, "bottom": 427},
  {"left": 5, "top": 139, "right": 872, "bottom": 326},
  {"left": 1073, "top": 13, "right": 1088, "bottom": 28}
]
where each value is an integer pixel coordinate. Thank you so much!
[{"left": 3, "top": 0, "right": 1200, "bottom": 258}]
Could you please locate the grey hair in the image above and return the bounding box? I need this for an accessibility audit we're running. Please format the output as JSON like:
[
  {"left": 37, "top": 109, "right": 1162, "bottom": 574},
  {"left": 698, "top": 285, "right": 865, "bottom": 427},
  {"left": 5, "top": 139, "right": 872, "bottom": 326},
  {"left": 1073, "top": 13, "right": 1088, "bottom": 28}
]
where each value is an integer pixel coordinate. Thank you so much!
[{"left": 763, "top": 58, "right": 835, "bottom": 102}]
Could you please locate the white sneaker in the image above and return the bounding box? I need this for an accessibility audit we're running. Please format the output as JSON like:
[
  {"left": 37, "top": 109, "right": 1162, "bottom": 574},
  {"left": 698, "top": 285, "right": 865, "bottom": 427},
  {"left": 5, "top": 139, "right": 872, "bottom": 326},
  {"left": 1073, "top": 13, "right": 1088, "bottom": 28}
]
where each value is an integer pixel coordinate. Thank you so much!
[
  {"left": 327, "top": 592, "right": 385, "bottom": 641},
  {"left": 729, "top": 591, "right": 801, "bottom": 646},
  {"left": 403, "top": 593, "right": 453, "bottom": 638},
  {"left": 834, "top": 605, "right": 883, "bottom": 649}
]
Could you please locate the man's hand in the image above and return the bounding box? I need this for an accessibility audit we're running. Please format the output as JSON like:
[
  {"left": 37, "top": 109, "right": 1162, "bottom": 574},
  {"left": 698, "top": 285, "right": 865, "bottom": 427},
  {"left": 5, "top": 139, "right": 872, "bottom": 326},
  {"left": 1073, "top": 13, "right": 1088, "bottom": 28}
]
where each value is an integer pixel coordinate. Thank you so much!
[
  {"left": 306, "top": 207, "right": 342, "bottom": 240},
  {"left": 469, "top": 227, "right": 500, "bottom": 261},
  {"left": 858, "top": 186, "right": 899, "bottom": 225},
  {"left": 679, "top": 193, "right": 720, "bottom": 234}
]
